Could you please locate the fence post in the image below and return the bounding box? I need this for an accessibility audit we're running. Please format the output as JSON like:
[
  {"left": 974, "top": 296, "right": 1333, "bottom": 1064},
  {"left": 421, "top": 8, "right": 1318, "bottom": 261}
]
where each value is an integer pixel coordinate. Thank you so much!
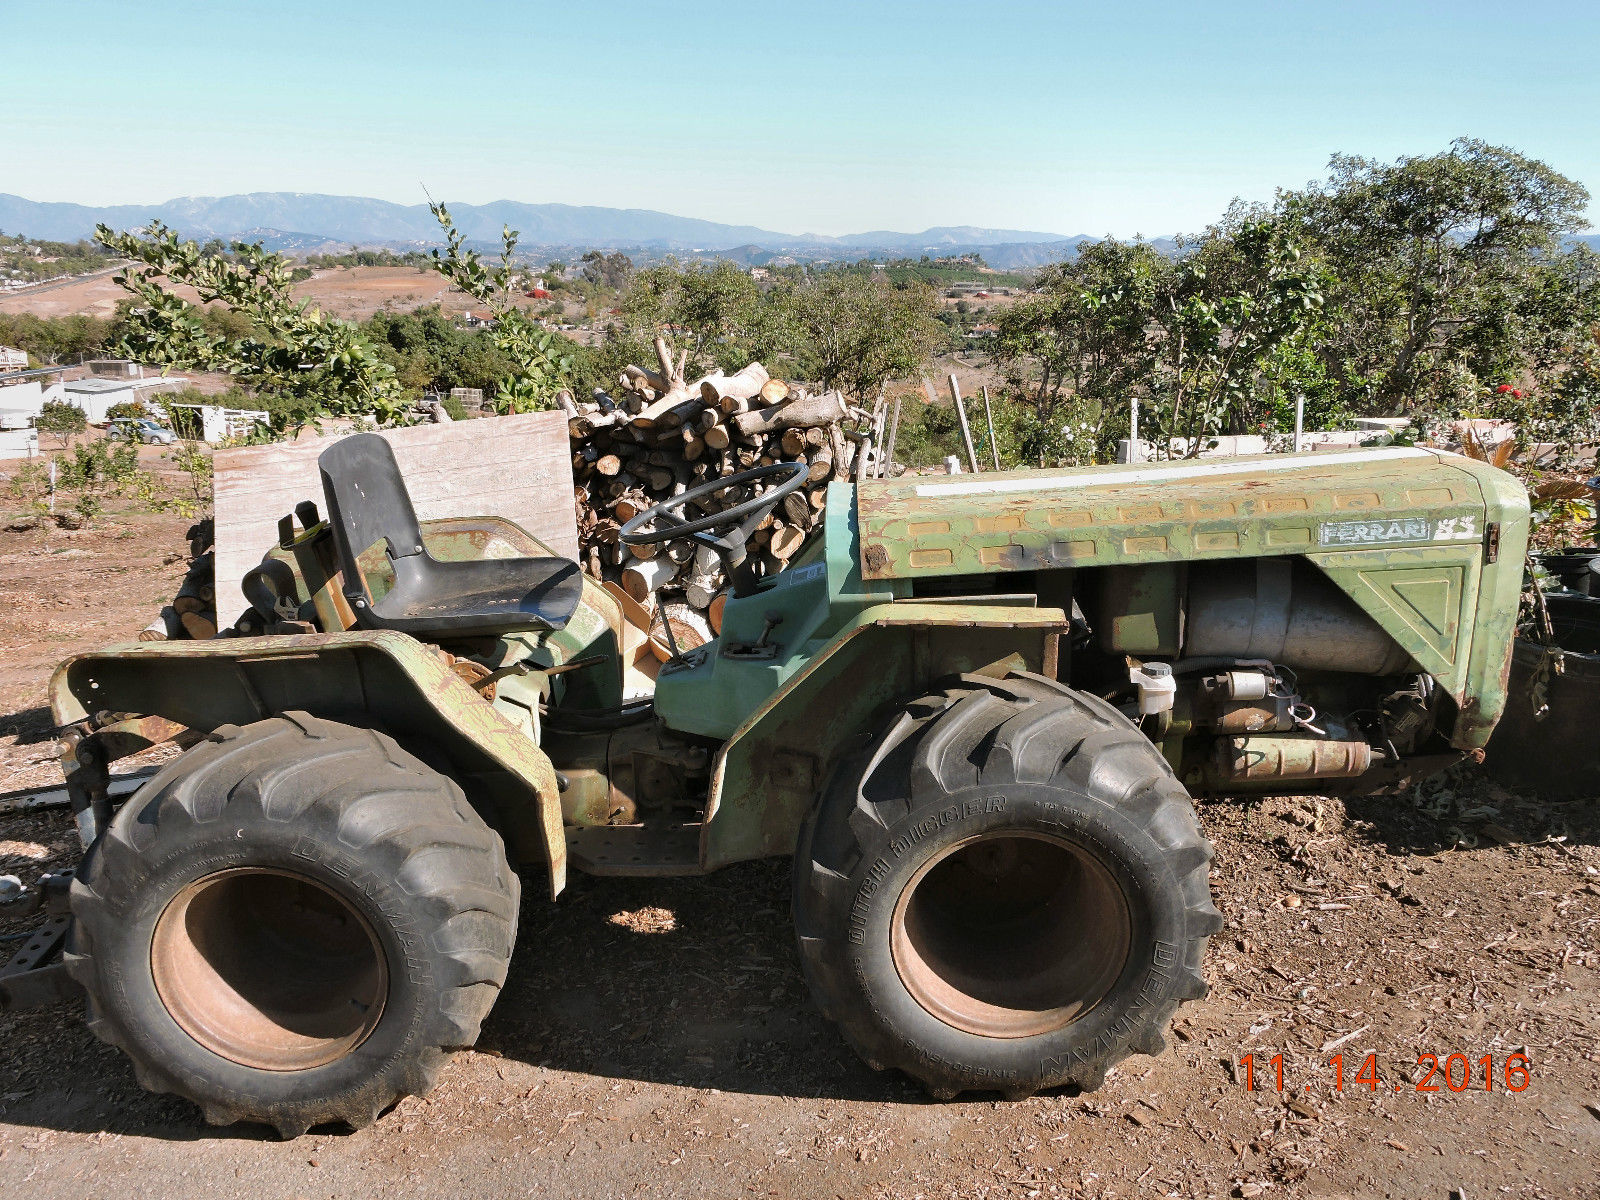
[{"left": 948, "top": 374, "right": 980, "bottom": 474}]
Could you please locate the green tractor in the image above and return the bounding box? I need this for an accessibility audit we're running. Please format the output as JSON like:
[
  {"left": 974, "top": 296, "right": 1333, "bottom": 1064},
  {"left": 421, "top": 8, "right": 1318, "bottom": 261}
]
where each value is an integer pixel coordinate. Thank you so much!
[{"left": 13, "top": 434, "right": 1528, "bottom": 1136}]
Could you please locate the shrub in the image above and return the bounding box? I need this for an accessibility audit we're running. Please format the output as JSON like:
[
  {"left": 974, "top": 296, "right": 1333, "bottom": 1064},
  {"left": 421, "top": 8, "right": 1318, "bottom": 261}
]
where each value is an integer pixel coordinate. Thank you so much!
[
  {"left": 106, "top": 400, "right": 150, "bottom": 422},
  {"left": 35, "top": 400, "right": 87, "bottom": 446}
]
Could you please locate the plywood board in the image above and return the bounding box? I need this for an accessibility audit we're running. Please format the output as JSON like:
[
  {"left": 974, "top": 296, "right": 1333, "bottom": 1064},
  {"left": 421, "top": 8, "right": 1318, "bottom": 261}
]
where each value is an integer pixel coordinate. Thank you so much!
[{"left": 212, "top": 413, "right": 575, "bottom": 617}]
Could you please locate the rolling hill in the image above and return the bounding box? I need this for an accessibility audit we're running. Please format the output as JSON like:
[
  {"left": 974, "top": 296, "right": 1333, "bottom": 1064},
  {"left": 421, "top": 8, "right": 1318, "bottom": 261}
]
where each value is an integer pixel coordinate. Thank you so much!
[{"left": 0, "top": 191, "right": 1095, "bottom": 268}]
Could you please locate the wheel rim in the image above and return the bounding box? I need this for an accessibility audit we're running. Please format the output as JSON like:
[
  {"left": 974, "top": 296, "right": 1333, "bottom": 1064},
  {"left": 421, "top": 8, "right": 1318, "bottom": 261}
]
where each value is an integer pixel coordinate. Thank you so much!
[
  {"left": 890, "top": 831, "right": 1132, "bottom": 1039},
  {"left": 151, "top": 868, "right": 388, "bottom": 1071}
]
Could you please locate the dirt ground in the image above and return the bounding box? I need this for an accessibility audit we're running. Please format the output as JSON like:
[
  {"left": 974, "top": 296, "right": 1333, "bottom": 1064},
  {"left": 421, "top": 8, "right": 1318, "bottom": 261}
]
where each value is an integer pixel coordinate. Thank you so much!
[
  {"left": 0, "top": 265, "right": 545, "bottom": 323},
  {"left": 0, "top": 483, "right": 1597, "bottom": 1199}
]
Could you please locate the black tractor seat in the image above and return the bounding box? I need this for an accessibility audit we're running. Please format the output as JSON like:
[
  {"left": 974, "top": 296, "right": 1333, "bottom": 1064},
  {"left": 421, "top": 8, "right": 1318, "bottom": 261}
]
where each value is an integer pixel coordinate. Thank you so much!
[{"left": 317, "top": 432, "right": 584, "bottom": 638}]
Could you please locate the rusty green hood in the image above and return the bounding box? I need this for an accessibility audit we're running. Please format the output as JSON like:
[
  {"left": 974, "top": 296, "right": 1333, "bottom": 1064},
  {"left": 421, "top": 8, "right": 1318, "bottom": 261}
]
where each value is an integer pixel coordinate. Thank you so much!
[{"left": 855, "top": 447, "right": 1525, "bottom": 581}]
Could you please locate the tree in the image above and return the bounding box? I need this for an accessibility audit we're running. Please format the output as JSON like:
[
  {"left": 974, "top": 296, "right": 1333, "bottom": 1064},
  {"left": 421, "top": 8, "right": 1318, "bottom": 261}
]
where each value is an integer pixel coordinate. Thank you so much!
[
  {"left": 992, "top": 221, "right": 1321, "bottom": 461},
  {"left": 1143, "top": 217, "right": 1324, "bottom": 453},
  {"left": 362, "top": 305, "right": 521, "bottom": 398},
  {"left": 579, "top": 250, "right": 633, "bottom": 290},
  {"left": 35, "top": 399, "right": 86, "bottom": 447},
  {"left": 619, "top": 259, "right": 775, "bottom": 375},
  {"left": 774, "top": 272, "right": 943, "bottom": 403},
  {"left": 995, "top": 239, "right": 1169, "bottom": 414},
  {"left": 0, "top": 312, "right": 116, "bottom": 364},
  {"left": 426, "top": 203, "right": 583, "bottom": 412},
  {"left": 96, "top": 223, "right": 406, "bottom": 426},
  {"left": 105, "top": 400, "right": 149, "bottom": 422},
  {"left": 1284, "top": 139, "right": 1592, "bottom": 413}
]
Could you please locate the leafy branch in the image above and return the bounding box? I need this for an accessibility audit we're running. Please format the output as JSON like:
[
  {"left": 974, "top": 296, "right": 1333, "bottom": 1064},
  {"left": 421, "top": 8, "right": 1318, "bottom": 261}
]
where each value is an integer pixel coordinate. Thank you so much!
[
  {"left": 95, "top": 222, "right": 406, "bottom": 425},
  {"left": 426, "top": 201, "right": 576, "bottom": 412}
]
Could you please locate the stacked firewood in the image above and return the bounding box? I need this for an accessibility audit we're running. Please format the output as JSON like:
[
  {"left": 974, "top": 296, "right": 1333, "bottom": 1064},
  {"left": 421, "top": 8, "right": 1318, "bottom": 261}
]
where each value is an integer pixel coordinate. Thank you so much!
[
  {"left": 564, "top": 337, "right": 884, "bottom": 628},
  {"left": 140, "top": 522, "right": 218, "bottom": 641}
]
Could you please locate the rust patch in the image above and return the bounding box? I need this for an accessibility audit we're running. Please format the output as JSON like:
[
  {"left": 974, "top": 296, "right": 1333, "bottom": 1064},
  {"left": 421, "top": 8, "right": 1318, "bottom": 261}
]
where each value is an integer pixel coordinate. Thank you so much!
[
  {"left": 1196, "top": 531, "right": 1240, "bottom": 551},
  {"left": 863, "top": 543, "right": 890, "bottom": 576},
  {"left": 1118, "top": 504, "right": 1164, "bottom": 522},
  {"left": 909, "top": 547, "right": 955, "bottom": 568},
  {"left": 909, "top": 520, "right": 951, "bottom": 536},
  {"left": 1047, "top": 511, "right": 1092, "bottom": 528}
]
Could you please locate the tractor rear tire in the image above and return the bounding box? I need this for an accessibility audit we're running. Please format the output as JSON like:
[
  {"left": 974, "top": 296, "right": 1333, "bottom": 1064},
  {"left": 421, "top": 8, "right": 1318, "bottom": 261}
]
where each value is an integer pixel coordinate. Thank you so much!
[
  {"left": 67, "top": 713, "right": 519, "bottom": 1138},
  {"left": 793, "top": 672, "right": 1221, "bottom": 1100}
]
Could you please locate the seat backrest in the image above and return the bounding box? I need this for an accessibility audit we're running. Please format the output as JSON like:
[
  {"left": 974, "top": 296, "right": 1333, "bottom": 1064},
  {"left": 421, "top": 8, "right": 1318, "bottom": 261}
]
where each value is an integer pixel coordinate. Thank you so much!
[{"left": 317, "top": 433, "right": 427, "bottom": 611}]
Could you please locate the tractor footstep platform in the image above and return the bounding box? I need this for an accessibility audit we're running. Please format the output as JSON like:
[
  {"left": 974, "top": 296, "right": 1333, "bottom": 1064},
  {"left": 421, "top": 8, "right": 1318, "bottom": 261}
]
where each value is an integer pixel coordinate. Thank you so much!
[{"left": 566, "top": 823, "right": 704, "bottom": 876}]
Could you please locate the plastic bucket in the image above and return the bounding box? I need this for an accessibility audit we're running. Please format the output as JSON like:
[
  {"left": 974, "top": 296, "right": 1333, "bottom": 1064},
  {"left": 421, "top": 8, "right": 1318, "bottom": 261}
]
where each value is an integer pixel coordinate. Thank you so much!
[{"left": 1537, "top": 547, "right": 1600, "bottom": 595}]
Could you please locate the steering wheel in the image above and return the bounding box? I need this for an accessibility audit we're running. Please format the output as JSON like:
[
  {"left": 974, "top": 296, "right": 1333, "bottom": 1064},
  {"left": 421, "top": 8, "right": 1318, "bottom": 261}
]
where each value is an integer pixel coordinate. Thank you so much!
[{"left": 619, "top": 461, "right": 809, "bottom": 595}]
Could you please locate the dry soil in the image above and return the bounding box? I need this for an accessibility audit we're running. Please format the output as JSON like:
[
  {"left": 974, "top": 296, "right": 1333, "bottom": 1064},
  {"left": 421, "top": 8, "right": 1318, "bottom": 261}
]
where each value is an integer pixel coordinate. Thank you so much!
[{"left": 0, "top": 485, "right": 1596, "bottom": 1200}]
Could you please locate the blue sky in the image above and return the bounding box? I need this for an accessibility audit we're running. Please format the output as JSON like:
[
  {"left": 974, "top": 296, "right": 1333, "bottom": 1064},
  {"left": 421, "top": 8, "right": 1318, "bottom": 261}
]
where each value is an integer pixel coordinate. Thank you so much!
[{"left": 2, "top": 0, "right": 1595, "bottom": 236}]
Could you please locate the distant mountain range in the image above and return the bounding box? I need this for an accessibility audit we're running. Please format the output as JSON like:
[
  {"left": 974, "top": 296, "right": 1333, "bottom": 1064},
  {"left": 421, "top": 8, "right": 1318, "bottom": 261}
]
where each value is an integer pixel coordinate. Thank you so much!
[
  {"left": 0, "top": 191, "right": 1125, "bottom": 269},
  {"left": 6, "top": 192, "right": 1586, "bottom": 270}
]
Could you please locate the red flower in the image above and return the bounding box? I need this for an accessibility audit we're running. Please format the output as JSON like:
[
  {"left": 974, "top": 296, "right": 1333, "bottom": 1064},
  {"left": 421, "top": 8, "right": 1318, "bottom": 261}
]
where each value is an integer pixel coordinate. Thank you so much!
[
  {"left": 1496, "top": 383, "right": 1513, "bottom": 393},
  {"left": 1512, "top": 389, "right": 1523, "bottom": 399}
]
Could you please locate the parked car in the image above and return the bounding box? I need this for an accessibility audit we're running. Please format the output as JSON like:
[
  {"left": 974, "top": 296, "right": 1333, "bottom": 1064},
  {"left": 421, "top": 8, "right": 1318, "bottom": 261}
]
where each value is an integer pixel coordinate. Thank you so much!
[{"left": 107, "top": 417, "right": 177, "bottom": 445}]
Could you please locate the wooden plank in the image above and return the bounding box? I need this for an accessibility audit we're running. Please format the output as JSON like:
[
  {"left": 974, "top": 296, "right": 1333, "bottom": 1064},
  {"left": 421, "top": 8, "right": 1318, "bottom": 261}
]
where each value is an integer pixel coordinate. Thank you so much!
[{"left": 213, "top": 413, "right": 576, "bottom": 618}]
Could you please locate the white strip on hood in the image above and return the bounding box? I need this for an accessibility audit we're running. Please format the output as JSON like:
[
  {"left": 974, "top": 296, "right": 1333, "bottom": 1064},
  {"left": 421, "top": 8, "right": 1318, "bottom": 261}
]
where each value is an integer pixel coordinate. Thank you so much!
[{"left": 911, "top": 448, "right": 1435, "bottom": 499}]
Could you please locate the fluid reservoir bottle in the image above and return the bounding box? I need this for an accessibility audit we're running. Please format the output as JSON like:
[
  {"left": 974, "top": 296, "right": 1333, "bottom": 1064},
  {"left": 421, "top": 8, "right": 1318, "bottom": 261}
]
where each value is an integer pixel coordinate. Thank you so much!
[{"left": 1131, "top": 661, "right": 1177, "bottom": 715}]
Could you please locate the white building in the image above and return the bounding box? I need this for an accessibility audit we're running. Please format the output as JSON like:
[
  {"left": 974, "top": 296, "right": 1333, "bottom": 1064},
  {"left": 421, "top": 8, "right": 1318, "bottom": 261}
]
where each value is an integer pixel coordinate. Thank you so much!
[
  {"left": 0, "top": 427, "right": 39, "bottom": 460},
  {"left": 0, "top": 379, "right": 48, "bottom": 429},
  {"left": 0, "top": 347, "right": 28, "bottom": 371},
  {"left": 61, "top": 375, "right": 188, "bottom": 424}
]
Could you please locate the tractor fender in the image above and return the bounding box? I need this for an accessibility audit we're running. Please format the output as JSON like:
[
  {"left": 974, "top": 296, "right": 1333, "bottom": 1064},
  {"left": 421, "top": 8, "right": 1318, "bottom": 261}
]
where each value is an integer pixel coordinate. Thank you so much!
[
  {"left": 48, "top": 629, "right": 568, "bottom": 897},
  {"left": 699, "top": 601, "right": 1067, "bottom": 871}
]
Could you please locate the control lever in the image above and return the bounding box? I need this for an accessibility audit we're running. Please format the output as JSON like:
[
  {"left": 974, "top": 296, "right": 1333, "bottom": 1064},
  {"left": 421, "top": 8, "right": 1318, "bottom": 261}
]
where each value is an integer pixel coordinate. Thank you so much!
[{"left": 722, "top": 611, "right": 785, "bottom": 661}]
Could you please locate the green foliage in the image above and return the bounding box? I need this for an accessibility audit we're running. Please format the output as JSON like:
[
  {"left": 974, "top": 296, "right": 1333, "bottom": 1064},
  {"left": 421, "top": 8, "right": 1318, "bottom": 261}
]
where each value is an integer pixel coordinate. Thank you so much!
[
  {"left": 303, "top": 248, "right": 432, "bottom": 270},
  {"left": 618, "top": 259, "right": 778, "bottom": 375},
  {"left": 888, "top": 393, "right": 965, "bottom": 469},
  {"left": 1284, "top": 139, "right": 1595, "bottom": 419},
  {"left": 361, "top": 306, "right": 519, "bottom": 398},
  {"left": 96, "top": 222, "right": 406, "bottom": 427},
  {"left": 3, "top": 459, "right": 52, "bottom": 519},
  {"left": 0, "top": 311, "right": 117, "bottom": 364},
  {"left": 994, "top": 223, "right": 1322, "bottom": 459},
  {"left": 441, "top": 392, "right": 470, "bottom": 420},
  {"left": 1142, "top": 219, "right": 1325, "bottom": 453},
  {"left": 426, "top": 203, "right": 582, "bottom": 412},
  {"left": 837, "top": 256, "right": 1027, "bottom": 290},
  {"left": 991, "top": 141, "right": 1597, "bottom": 464},
  {"left": 579, "top": 250, "right": 634, "bottom": 290},
  {"left": 52, "top": 438, "right": 138, "bottom": 489},
  {"left": 165, "top": 441, "right": 214, "bottom": 517},
  {"left": 775, "top": 272, "right": 944, "bottom": 403},
  {"left": 0, "top": 232, "right": 114, "bottom": 284},
  {"left": 48, "top": 438, "right": 146, "bottom": 527},
  {"left": 105, "top": 400, "right": 149, "bottom": 422},
  {"left": 35, "top": 399, "right": 87, "bottom": 446}
]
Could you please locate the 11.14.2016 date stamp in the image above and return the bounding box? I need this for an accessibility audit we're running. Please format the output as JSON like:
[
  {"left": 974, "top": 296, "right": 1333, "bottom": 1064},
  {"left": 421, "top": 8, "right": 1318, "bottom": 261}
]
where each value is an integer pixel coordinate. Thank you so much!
[{"left": 1239, "top": 1052, "right": 1531, "bottom": 1094}]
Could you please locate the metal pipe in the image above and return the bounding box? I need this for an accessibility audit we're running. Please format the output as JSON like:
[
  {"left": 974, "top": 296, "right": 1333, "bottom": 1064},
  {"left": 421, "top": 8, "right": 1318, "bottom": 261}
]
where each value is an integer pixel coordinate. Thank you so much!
[{"left": 1211, "top": 735, "right": 1374, "bottom": 783}]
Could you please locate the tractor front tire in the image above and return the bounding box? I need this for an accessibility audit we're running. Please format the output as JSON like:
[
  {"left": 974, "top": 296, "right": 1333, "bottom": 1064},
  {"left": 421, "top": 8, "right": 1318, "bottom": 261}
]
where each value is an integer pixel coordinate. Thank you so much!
[
  {"left": 68, "top": 713, "right": 519, "bottom": 1138},
  {"left": 794, "top": 672, "right": 1221, "bottom": 1100}
]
